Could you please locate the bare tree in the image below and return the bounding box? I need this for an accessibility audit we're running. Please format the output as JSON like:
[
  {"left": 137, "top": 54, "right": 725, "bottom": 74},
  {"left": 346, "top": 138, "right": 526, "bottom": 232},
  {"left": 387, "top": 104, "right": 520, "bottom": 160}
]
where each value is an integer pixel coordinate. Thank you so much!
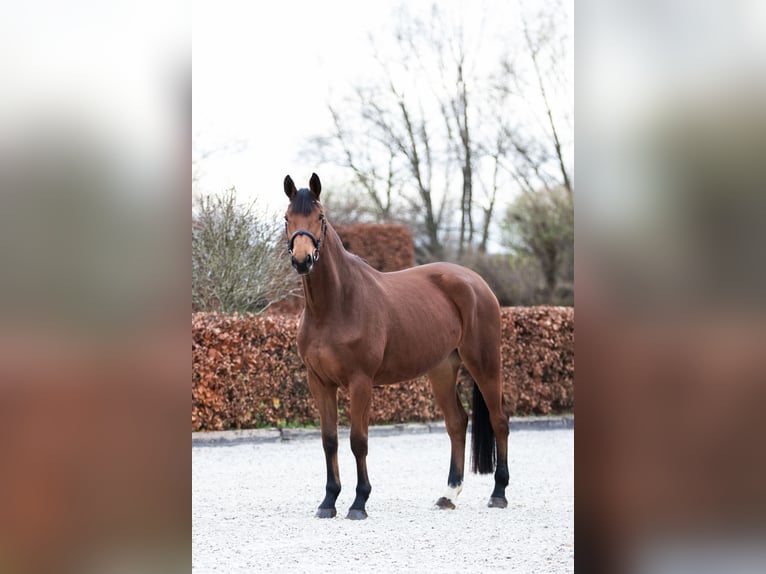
[
  {"left": 305, "top": 1, "right": 572, "bottom": 265},
  {"left": 390, "top": 5, "right": 481, "bottom": 256},
  {"left": 192, "top": 189, "right": 300, "bottom": 313},
  {"left": 478, "top": 136, "right": 504, "bottom": 253},
  {"left": 323, "top": 105, "right": 397, "bottom": 220},
  {"left": 365, "top": 79, "right": 444, "bottom": 257},
  {"left": 499, "top": 0, "right": 573, "bottom": 196},
  {"left": 316, "top": 76, "right": 446, "bottom": 258}
]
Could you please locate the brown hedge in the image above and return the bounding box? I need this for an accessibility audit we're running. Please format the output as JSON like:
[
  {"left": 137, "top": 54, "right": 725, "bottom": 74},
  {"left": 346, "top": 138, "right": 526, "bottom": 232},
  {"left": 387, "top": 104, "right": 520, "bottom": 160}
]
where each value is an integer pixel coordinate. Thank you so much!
[
  {"left": 334, "top": 223, "right": 415, "bottom": 272},
  {"left": 192, "top": 306, "right": 573, "bottom": 431}
]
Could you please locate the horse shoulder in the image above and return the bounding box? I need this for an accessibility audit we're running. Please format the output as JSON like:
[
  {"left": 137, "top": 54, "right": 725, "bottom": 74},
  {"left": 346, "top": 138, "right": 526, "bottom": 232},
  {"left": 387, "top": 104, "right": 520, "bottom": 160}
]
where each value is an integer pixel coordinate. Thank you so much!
[{"left": 298, "top": 313, "right": 382, "bottom": 384}]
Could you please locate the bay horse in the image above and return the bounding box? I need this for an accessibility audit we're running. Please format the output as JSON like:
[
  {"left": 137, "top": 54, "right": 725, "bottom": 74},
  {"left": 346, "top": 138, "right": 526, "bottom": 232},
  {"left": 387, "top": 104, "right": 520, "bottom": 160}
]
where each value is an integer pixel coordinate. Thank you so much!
[{"left": 283, "top": 173, "right": 509, "bottom": 519}]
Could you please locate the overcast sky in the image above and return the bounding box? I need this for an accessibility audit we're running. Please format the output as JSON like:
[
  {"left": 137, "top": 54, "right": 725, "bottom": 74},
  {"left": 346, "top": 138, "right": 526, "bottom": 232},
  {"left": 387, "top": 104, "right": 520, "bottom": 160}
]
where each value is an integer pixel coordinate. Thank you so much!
[{"left": 193, "top": 0, "right": 573, "bottom": 216}]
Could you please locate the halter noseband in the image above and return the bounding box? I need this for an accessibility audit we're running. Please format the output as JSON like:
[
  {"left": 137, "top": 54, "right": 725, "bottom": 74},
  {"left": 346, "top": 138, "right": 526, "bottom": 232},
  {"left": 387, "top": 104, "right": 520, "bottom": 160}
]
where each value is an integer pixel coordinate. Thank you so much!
[{"left": 286, "top": 214, "right": 326, "bottom": 262}]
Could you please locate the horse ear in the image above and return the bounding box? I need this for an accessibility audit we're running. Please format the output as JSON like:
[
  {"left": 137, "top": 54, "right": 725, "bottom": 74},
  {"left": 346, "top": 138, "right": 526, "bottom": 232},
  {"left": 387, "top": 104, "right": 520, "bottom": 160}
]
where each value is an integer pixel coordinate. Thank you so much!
[
  {"left": 309, "top": 173, "right": 321, "bottom": 199},
  {"left": 284, "top": 175, "right": 297, "bottom": 200}
]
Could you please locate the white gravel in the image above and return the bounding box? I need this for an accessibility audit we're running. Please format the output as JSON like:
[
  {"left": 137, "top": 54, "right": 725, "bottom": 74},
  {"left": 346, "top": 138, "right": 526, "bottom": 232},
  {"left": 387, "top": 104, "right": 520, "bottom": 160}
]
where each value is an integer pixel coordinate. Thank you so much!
[{"left": 193, "top": 428, "right": 573, "bottom": 573}]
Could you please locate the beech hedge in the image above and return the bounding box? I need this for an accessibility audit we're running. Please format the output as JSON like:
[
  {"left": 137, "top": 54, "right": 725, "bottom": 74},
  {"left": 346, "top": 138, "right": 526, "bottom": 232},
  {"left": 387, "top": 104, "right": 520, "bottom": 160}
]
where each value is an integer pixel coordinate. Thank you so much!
[
  {"left": 192, "top": 306, "right": 573, "bottom": 431},
  {"left": 333, "top": 223, "right": 415, "bottom": 272}
]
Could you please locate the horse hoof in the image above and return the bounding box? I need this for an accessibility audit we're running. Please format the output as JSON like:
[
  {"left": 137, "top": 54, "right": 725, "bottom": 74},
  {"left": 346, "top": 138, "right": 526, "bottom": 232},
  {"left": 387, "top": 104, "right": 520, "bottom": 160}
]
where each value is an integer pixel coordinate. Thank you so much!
[
  {"left": 315, "top": 507, "right": 337, "bottom": 518},
  {"left": 435, "top": 497, "right": 456, "bottom": 509},
  {"left": 487, "top": 496, "right": 508, "bottom": 508},
  {"left": 346, "top": 509, "right": 368, "bottom": 520}
]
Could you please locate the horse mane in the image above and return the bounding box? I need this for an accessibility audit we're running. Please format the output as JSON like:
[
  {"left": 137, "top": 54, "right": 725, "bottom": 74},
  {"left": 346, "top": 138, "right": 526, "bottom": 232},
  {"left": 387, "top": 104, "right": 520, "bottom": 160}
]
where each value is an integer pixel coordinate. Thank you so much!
[
  {"left": 290, "top": 188, "right": 319, "bottom": 216},
  {"left": 335, "top": 234, "right": 372, "bottom": 269}
]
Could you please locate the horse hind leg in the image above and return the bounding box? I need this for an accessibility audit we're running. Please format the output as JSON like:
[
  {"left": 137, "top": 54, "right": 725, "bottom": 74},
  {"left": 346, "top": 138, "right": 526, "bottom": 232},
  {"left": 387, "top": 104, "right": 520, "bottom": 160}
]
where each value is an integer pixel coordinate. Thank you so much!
[
  {"left": 427, "top": 351, "right": 468, "bottom": 510},
  {"left": 459, "top": 340, "right": 510, "bottom": 509}
]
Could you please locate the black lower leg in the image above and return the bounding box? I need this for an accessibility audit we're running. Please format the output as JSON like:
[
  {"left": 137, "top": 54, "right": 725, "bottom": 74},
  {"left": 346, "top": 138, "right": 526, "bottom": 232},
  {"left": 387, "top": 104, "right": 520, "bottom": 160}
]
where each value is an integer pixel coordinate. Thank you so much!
[
  {"left": 488, "top": 413, "right": 509, "bottom": 508},
  {"left": 319, "top": 471, "right": 341, "bottom": 510},
  {"left": 350, "top": 477, "right": 371, "bottom": 510},
  {"left": 347, "top": 434, "right": 371, "bottom": 519},
  {"left": 447, "top": 457, "right": 464, "bottom": 488},
  {"left": 317, "top": 433, "right": 340, "bottom": 517},
  {"left": 488, "top": 457, "right": 509, "bottom": 508}
]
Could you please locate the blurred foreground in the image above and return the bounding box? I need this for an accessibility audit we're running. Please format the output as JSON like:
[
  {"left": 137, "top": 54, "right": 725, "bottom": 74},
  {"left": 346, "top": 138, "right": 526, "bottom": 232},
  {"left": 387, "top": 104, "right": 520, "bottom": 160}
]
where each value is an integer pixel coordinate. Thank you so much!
[
  {"left": 577, "top": 1, "right": 766, "bottom": 572},
  {"left": 0, "top": 2, "right": 189, "bottom": 572}
]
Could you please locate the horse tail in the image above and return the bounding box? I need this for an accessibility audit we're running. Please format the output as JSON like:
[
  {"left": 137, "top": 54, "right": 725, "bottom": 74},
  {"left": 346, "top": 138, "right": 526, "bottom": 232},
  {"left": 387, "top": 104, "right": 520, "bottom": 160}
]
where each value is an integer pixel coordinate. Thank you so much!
[{"left": 470, "top": 380, "right": 496, "bottom": 474}]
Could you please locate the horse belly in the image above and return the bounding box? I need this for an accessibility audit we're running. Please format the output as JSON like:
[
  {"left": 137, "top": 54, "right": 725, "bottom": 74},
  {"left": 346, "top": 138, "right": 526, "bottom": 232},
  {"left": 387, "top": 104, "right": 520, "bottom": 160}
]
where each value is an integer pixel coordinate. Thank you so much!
[{"left": 376, "top": 304, "right": 461, "bottom": 384}]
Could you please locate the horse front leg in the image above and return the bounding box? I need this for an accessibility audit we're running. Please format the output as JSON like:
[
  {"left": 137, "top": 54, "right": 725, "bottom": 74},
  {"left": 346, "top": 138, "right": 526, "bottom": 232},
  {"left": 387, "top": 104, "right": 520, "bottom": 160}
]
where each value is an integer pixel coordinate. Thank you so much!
[
  {"left": 307, "top": 371, "right": 341, "bottom": 518},
  {"left": 346, "top": 379, "right": 372, "bottom": 520}
]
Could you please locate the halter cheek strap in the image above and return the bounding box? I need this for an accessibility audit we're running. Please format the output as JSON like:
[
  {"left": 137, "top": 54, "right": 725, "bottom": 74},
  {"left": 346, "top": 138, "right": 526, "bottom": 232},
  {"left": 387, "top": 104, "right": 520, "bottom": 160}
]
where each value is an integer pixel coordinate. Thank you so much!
[{"left": 286, "top": 215, "right": 326, "bottom": 261}]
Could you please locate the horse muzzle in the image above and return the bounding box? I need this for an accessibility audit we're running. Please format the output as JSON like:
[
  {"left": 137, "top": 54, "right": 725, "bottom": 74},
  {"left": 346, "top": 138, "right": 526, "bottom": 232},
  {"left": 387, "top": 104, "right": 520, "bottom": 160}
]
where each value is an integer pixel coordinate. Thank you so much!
[
  {"left": 287, "top": 226, "right": 323, "bottom": 275},
  {"left": 291, "top": 252, "right": 315, "bottom": 275}
]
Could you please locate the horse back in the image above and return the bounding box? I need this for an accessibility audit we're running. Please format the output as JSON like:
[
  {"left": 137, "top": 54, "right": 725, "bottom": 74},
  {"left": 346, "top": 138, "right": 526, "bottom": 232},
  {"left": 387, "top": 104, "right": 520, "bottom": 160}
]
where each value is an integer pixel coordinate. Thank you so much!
[{"left": 372, "top": 262, "right": 500, "bottom": 383}]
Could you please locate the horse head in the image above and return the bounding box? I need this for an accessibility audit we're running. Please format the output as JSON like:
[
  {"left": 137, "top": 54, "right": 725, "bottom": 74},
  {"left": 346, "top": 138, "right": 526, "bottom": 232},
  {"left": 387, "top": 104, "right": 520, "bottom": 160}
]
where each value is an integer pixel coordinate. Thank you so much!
[{"left": 283, "top": 173, "right": 326, "bottom": 275}]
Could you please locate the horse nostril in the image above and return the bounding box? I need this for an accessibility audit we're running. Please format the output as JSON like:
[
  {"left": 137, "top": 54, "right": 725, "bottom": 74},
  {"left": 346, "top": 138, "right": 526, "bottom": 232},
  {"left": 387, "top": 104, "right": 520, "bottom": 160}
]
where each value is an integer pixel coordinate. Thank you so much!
[{"left": 292, "top": 253, "right": 314, "bottom": 275}]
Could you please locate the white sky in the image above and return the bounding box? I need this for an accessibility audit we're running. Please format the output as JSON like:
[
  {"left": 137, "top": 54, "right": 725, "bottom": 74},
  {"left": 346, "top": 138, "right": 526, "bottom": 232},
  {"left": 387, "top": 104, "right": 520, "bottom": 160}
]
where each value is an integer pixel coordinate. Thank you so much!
[
  {"left": 1, "top": 1, "right": 188, "bottom": 180},
  {"left": 193, "top": 0, "right": 573, "bottom": 217}
]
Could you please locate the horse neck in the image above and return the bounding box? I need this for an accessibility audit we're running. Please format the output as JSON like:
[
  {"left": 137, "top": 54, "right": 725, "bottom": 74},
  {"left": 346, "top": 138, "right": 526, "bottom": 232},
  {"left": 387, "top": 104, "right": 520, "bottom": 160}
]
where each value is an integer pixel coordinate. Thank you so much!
[{"left": 301, "top": 223, "right": 355, "bottom": 318}]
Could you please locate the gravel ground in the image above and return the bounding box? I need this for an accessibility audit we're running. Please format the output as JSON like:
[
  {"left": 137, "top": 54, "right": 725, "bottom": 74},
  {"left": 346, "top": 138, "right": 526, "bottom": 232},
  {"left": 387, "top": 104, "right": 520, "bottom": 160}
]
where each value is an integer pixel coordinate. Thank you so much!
[{"left": 193, "top": 428, "right": 573, "bottom": 573}]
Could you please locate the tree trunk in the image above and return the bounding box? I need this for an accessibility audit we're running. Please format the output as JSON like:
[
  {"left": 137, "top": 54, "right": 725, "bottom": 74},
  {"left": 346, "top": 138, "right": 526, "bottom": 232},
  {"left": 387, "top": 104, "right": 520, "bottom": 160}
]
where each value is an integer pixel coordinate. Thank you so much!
[
  {"left": 479, "top": 155, "right": 500, "bottom": 253},
  {"left": 523, "top": 14, "right": 572, "bottom": 195}
]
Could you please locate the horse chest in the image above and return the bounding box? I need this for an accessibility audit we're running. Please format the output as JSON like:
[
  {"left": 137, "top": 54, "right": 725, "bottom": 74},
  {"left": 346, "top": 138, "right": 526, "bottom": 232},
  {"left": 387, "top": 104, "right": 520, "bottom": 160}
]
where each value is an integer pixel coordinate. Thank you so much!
[{"left": 298, "top": 327, "right": 377, "bottom": 384}]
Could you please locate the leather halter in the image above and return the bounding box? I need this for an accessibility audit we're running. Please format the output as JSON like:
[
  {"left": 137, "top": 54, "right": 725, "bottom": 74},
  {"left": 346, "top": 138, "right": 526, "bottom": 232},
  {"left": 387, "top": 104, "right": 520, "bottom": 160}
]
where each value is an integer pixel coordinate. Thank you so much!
[{"left": 286, "top": 214, "right": 326, "bottom": 261}]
